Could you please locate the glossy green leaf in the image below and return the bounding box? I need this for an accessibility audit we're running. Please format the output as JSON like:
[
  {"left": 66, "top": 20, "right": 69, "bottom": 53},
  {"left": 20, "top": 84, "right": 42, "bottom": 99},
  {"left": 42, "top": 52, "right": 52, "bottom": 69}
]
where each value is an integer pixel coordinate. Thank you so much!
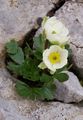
[
  {"left": 10, "top": 47, "right": 24, "bottom": 64},
  {"left": 6, "top": 39, "right": 18, "bottom": 54},
  {"left": 54, "top": 72, "right": 69, "bottom": 82},
  {"left": 15, "top": 80, "right": 56, "bottom": 100},
  {"left": 15, "top": 81, "right": 31, "bottom": 97},
  {"left": 33, "top": 34, "right": 45, "bottom": 52},
  {"left": 40, "top": 73, "right": 52, "bottom": 83}
]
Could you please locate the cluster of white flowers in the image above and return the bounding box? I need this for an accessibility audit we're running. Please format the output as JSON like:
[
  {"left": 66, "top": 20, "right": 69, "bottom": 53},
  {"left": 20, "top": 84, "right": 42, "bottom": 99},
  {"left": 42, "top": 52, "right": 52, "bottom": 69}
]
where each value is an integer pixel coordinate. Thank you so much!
[{"left": 39, "top": 16, "right": 69, "bottom": 73}]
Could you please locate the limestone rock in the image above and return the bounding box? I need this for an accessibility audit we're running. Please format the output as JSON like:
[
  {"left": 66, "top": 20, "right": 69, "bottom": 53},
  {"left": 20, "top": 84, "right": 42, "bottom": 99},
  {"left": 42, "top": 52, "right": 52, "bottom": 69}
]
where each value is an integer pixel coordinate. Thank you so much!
[
  {"left": 1, "top": 1, "right": 83, "bottom": 119},
  {"left": 0, "top": 97, "right": 83, "bottom": 120},
  {"left": 0, "top": 68, "right": 83, "bottom": 119},
  {"left": 72, "top": 0, "right": 83, "bottom": 3},
  {"left": 0, "top": 0, "right": 59, "bottom": 57},
  {"left": 0, "top": 68, "right": 17, "bottom": 99},
  {"left": 55, "top": 71, "right": 83, "bottom": 103},
  {"left": 55, "top": 1, "right": 83, "bottom": 79},
  {"left": 0, "top": 110, "right": 5, "bottom": 120},
  {"left": 74, "top": 115, "right": 83, "bottom": 120}
]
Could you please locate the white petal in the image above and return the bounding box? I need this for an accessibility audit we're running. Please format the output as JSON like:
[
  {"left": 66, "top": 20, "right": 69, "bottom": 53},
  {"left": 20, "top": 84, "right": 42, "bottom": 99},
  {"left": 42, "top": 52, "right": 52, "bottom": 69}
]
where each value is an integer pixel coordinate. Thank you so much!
[{"left": 43, "top": 16, "right": 69, "bottom": 44}]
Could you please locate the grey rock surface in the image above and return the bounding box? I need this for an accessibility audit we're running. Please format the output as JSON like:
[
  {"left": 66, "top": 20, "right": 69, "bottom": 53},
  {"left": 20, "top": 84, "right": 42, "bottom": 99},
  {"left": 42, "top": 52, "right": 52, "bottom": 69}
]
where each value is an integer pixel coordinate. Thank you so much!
[
  {"left": 0, "top": 0, "right": 58, "bottom": 56},
  {"left": 55, "top": 71, "right": 83, "bottom": 103},
  {"left": 0, "top": 0, "right": 83, "bottom": 120},
  {"left": 74, "top": 115, "right": 83, "bottom": 120},
  {"left": 73, "top": 0, "right": 83, "bottom": 2},
  {"left": 0, "top": 94, "right": 83, "bottom": 120},
  {"left": 0, "top": 110, "right": 5, "bottom": 120},
  {"left": 55, "top": 1, "right": 83, "bottom": 79},
  {"left": 0, "top": 68, "right": 83, "bottom": 120}
]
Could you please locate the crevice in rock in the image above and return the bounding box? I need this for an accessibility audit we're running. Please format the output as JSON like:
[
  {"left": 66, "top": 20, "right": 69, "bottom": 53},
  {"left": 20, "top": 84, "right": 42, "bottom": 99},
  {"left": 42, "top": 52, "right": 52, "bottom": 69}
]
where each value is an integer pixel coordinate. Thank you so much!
[
  {"left": 47, "top": 0, "right": 69, "bottom": 17},
  {"left": 74, "top": 0, "right": 83, "bottom": 3},
  {"left": 5, "top": 0, "right": 73, "bottom": 101},
  {"left": 68, "top": 45, "right": 83, "bottom": 83},
  {"left": 6, "top": 0, "right": 69, "bottom": 79},
  {"left": 22, "top": 0, "right": 69, "bottom": 46},
  {"left": 70, "top": 42, "right": 83, "bottom": 80},
  {"left": 70, "top": 42, "right": 83, "bottom": 49}
]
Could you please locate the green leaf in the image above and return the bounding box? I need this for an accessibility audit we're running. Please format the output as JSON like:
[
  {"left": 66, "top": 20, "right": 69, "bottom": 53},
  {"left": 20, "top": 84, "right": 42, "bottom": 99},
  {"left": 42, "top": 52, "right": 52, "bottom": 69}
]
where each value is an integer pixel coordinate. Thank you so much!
[
  {"left": 56, "top": 65, "right": 68, "bottom": 73},
  {"left": 54, "top": 72, "right": 69, "bottom": 82},
  {"left": 67, "top": 64, "right": 73, "bottom": 70},
  {"left": 65, "top": 44, "right": 70, "bottom": 49},
  {"left": 40, "top": 73, "right": 53, "bottom": 83},
  {"left": 8, "top": 59, "right": 40, "bottom": 81},
  {"left": 24, "top": 46, "right": 33, "bottom": 58},
  {"left": 34, "top": 50, "right": 42, "bottom": 60},
  {"left": 42, "top": 16, "right": 48, "bottom": 27},
  {"left": 26, "top": 43, "right": 33, "bottom": 52},
  {"left": 31, "top": 85, "right": 55, "bottom": 100},
  {"left": 40, "top": 85, "right": 56, "bottom": 100},
  {"left": 29, "top": 88, "right": 42, "bottom": 100},
  {"left": 29, "top": 71, "right": 40, "bottom": 81},
  {"left": 21, "top": 60, "right": 40, "bottom": 81},
  {"left": 10, "top": 47, "right": 24, "bottom": 64},
  {"left": 33, "top": 34, "right": 45, "bottom": 52},
  {"left": 65, "top": 44, "right": 72, "bottom": 57},
  {"left": 6, "top": 39, "right": 18, "bottom": 54},
  {"left": 16, "top": 80, "right": 39, "bottom": 99},
  {"left": 15, "top": 80, "right": 56, "bottom": 100},
  {"left": 15, "top": 81, "right": 31, "bottom": 97},
  {"left": 68, "top": 49, "right": 72, "bottom": 57},
  {"left": 7, "top": 62, "right": 20, "bottom": 74},
  {"left": 6, "top": 40, "right": 24, "bottom": 64}
]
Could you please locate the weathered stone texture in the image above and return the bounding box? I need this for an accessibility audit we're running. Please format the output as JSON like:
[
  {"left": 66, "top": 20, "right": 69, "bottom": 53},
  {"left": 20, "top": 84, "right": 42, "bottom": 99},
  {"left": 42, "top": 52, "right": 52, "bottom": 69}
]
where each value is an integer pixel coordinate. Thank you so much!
[
  {"left": 55, "top": 1, "right": 83, "bottom": 78},
  {"left": 0, "top": 1, "right": 83, "bottom": 120},
  {"left": 0, "top": 0, "right": 57, "bottom": 55},
  {"left": 55, "top": 71, "right": 83, "bottom": 103},
  {"left": 0, "top": 68, "right": 83, "bottom": 120}
]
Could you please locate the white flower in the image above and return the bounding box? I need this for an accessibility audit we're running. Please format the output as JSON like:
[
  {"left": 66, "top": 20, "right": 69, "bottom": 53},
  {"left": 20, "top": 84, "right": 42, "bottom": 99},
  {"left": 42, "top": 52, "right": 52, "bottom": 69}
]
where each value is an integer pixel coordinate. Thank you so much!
[
  {"left": 42, "top": 45, "right": 68, "bottom": 72},
  {"left": 43, "top": 16, "right": 69, "bottom": 44}
]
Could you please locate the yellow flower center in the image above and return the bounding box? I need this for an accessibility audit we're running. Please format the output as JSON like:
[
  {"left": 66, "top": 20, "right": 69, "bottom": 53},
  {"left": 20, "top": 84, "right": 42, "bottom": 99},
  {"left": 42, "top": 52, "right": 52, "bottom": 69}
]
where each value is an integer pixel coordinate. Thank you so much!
[{"left": 48, "top": 52, "right": 61, "bottom": 64}]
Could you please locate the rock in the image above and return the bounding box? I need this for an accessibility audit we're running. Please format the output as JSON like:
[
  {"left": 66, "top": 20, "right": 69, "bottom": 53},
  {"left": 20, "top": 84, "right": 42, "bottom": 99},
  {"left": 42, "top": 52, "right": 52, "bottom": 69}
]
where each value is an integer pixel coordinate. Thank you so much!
[
  {"left": 0, "top": 68, "right": 17, "bottom": 99},
  {"left": 0, "top": 0, "right": 59, "bottom": 58},
  {"left": 73, "top": 0, "right": 83, "bottom": 3},
  {"left": 74, "top": 115, "right": 83, "bottom": 120},
  {"left": 0, "top": 68, "right": 83, "bottom": 119},
  {"left": 51, "top": 0, "right": 59, "bottom": 3},
  {"left": 55, "top": 1, "right": 83, "bottom": 79},
  {"left": 0, "top": 97, "right": 83, "bottom": 120},
  {"left": 1, "top": 1, "right": 83, "bottom": 119},
  {"left": 0, "top": 110, "right": 5, "bottom": 120},
  {"left": 55, "top": 71, "right": 83, "bottom": 103}
]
